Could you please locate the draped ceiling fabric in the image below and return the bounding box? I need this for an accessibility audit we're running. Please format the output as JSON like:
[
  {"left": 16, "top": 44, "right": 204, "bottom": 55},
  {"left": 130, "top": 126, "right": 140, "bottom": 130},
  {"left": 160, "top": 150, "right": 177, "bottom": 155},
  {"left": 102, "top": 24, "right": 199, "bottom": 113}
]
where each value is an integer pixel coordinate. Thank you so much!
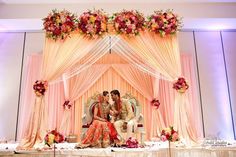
[{"left": 18, "top": 32, "right": 201, "bottom": 149}]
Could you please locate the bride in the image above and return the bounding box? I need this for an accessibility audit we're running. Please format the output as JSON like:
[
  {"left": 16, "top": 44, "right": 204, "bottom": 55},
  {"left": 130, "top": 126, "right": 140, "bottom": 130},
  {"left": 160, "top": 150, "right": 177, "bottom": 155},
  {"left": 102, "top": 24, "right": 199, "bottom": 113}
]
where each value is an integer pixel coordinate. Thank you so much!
[{"left": 76, "top": 91, "right": 118, "bottom": 148}]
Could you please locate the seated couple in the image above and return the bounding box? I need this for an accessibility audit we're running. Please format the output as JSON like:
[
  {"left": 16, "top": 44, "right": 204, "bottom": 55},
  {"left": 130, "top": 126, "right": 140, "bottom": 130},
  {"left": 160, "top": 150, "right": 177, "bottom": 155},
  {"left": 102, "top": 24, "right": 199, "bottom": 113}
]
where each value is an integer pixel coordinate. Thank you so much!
[{"left": 77, "top": 90, "right": 136, "bottom": 148}]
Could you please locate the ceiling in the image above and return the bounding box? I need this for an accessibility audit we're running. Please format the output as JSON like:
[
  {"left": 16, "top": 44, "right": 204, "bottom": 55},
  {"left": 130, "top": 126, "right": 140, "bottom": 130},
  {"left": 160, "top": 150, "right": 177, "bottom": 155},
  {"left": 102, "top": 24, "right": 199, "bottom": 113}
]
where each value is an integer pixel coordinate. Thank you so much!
[
  {"left": 1, "top": 0, "right": 236, "bottom": 4},
  {"left": 1, "top": 0, "right": 236, "bottom": 31}
]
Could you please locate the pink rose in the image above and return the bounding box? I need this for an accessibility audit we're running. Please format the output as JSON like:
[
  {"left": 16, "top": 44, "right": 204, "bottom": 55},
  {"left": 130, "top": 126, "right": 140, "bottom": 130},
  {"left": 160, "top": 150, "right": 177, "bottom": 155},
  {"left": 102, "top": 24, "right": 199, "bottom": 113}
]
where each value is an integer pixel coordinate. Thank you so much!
[
  {"left": 161, "top": 135, "right": 167, "bottom": 142},
  {"left": 172, "top": 132, "right": 179, "bottom": 142}
]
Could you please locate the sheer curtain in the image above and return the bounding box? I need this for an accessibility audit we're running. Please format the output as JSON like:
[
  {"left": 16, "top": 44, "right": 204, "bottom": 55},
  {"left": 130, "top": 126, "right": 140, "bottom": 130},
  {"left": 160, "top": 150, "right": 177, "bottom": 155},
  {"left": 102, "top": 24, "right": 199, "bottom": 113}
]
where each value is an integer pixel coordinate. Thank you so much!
[
  {"left": 119, "top": 32, "right": 181, "bottom": 80},
  {"left": 18, "top": 53, "right": 202, "bottom": 142},
  {"left": 41, "top": 34, "right": 105, "bottom": 81},
  {"left": 59, "top": 65, "right": 110, "bottom": 135}
]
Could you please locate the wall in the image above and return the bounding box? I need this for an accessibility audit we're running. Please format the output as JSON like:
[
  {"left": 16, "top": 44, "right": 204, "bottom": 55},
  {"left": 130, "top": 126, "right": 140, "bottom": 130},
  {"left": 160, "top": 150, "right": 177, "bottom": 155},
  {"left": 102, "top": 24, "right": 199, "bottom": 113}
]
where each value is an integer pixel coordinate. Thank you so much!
[
  {"left": 0, "top": 32, "right": 24, "bottom": 141},
  {"left": 0, "top": 30, "right": 236, "bottom": 140},
  {"left": 179, "top": 31, "right": 236, "bottom": 140}
]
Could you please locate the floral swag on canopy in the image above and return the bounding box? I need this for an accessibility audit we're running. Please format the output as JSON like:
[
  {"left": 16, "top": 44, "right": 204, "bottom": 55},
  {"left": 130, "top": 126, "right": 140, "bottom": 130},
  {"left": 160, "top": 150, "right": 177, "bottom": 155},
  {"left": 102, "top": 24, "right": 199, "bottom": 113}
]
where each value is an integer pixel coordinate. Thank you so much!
[
  {"left": 17, "top": 8, "right": 201, "bottom": 150},
  {"left": 43, "top": 9, "right": 182, "bottom": 40}
]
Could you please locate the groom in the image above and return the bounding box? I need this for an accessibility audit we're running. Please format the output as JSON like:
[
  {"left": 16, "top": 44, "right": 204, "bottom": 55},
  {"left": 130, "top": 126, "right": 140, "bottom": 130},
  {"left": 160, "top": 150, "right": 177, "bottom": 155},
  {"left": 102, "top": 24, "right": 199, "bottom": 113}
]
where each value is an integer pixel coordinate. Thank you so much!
[{"left": 110, "top": 90, "right": 135, "bottom": 143}]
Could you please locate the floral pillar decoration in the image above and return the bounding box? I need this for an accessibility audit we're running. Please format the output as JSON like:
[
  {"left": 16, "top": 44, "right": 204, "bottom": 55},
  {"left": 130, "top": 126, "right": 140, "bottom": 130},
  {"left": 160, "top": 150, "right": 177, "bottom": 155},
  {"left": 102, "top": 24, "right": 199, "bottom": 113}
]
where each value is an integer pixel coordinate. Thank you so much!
[
  {"left": 172, "top": 77, "right": 195, "bottom": 143},
  {"left": 45, "top": 129, "right": 64, "bottom": 156},
  {"left": 17, "top": 80, "right": 49, "bottom": 149},
  {"left": 160, "top": 126, "right": 179, "bottom": 157},
  {"left": 44, "top": 129, "right": 64, "bottom": 147}
]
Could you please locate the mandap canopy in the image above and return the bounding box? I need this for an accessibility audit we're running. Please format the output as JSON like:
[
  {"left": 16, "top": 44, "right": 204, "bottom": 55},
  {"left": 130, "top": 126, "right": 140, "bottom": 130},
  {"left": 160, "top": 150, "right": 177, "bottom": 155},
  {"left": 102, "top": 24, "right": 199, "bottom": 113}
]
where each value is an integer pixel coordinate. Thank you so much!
[{"left": 17, "top": 9, "right": 202, "bottom": 149}]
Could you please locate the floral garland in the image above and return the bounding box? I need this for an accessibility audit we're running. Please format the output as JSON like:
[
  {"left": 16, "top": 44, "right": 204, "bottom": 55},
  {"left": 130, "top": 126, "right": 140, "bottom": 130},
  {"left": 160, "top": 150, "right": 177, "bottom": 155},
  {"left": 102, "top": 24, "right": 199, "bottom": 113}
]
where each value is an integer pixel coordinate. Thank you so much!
[
  {"left": 111, "top": 10, "right": 145, "bottom": 36},
  {"left": 33, "top": 80, "right": 48, "bottom": 96},
  {"left": 78, "top": 9, "right": 108, "bottom": 37},
  {"left": 43, "top": 9, "right": 182, "bottom": 39},
  {"left": 44, "top": 129, "right": 64, "bottom": 147},
  {"left": 126, "top": 137, "right": 139, "bottom": 148},
  {"left": 160, "top": 126, "right": 179, "bottom": 142},
  {"left": 43, "top": 9, "right": 77, "bottom": 40},
  {"left": 151, "top": 98, "right": 160, "bottom": 109},
  {"left": 147, "top": 10, "right": 182, "bottom": 36},
  {"left": 173, "top": 77, "right": 189, "bottom": 93}
]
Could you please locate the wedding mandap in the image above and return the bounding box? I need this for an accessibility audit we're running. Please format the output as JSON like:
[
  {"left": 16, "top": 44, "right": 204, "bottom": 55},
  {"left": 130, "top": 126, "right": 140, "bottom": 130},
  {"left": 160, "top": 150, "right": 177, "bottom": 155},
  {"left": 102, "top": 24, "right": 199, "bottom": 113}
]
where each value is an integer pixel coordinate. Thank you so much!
[{"left": 14, "top": 9, "right": 205, "bottom": 155}]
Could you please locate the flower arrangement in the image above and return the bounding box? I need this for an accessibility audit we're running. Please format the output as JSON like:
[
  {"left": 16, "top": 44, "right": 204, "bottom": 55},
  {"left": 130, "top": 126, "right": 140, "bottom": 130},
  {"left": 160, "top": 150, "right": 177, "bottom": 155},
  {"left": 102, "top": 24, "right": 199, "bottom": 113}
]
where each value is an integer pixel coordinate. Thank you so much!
[
  {"left": 78, "top": 9, "right": 108, "bottom": 37},
  {"left": 44, "top": 129, "right": 64, "bottom": 147},
  {"left": 43, "top": 9, "right": 77, "bottom": 40},
  {"left": 126, "top": 137, "right": 139, "bottom": 148},
  {"left": 173, "top": 77, "right": 189, "bottom": 93},
  {"left": 160, "top": 126, "right": 179, "bottom": 142},
  {"left": 42, "top": 9, "right": 183, "bottom": 39},
  {"left": 147, "top": 10, "right": 182, "bottom": 36},
  {"left": 33, "top": 80, "right": 48, "bottom": 96},
  {"left": 111, "top": 10, "right": 145, "bottom": 36},
  {"left": 151, "top": 98, "right": 160, "bottom": 109},
  {"left": 63, "top": 100, "right": 72, "bottom": 109}
]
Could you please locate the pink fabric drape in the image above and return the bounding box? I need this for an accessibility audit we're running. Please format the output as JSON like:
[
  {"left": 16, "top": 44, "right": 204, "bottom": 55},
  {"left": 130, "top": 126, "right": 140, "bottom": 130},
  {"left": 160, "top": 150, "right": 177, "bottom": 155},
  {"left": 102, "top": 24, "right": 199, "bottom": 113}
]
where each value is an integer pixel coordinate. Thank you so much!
[
  {"left": 18, "top": 53, "right": 42, "bottom": 140},
  {"left": 158, "top": 54, "right": 203, "bottom": 141},
  {"left": 17, "top": 54, "right": 66, "bottom": 140}
]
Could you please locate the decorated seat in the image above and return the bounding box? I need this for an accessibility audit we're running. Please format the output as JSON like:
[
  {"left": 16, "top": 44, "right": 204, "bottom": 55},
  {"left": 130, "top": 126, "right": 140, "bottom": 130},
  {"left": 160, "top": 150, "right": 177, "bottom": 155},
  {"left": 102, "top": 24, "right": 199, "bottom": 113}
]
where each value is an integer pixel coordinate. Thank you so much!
[{"left": 81, "top": 92, "right": 145, "bottom": 142}]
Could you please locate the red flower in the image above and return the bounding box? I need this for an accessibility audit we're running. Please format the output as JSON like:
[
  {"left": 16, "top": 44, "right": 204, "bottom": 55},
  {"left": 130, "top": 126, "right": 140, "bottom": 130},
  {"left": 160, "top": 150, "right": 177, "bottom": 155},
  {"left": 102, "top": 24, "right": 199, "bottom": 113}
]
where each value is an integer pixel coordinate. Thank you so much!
[
  {"left": 151, "top": 98, "right": 160, "bottom": 109},
  {"left": 126, "top": 137, "right": 139, "bottom": 148},
  {"left": 171, "top": 129, "right": 176, "bottom": 134},
  {"left": 166, "top": 134, "right": 170, "bottom": 140},
  {"left": 173, "top": 77, "right": 189, "bottom": 93},
  {"left": 63, "top": 100, "right": 72, "bottom": 109},
  {"left": 33, "top": 80, "right": 48, "bottom": 96},
  {"left": 53, "top": 28, "right": 61, "bottom": 35}
]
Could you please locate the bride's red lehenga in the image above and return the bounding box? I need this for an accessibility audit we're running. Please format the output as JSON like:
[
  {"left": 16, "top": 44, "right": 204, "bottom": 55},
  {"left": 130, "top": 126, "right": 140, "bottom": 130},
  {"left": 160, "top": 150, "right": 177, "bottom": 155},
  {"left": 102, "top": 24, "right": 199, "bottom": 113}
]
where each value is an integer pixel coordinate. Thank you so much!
[{"left": 79, "top": 102, "right": 118, "bottom": 148}]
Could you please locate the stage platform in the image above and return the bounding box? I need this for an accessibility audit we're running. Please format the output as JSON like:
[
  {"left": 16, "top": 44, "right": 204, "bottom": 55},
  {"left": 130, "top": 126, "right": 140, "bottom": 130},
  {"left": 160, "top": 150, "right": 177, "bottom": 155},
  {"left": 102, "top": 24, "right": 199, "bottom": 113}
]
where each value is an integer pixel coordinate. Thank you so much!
[{"left": 1, "top": 141, "right": 236, "bottom": 157}]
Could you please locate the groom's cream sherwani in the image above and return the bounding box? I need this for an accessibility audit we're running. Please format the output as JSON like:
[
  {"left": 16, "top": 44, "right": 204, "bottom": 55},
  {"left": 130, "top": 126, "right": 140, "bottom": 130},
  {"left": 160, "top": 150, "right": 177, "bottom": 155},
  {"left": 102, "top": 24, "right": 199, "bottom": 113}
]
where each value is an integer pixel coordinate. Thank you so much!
[{"left": 112, "top": 99, "right": 135, "bottom": 141}]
